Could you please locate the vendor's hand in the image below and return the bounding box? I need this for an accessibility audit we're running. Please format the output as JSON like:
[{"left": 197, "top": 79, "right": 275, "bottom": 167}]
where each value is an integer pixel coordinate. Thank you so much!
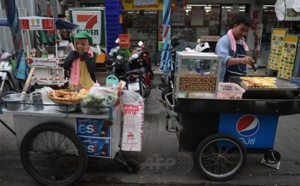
[
  {"left": 84, "top": 39, "right": 90, "bottom": 53},
  {"left": 242, "top": 56, "right": 255, "bottom": 65}
]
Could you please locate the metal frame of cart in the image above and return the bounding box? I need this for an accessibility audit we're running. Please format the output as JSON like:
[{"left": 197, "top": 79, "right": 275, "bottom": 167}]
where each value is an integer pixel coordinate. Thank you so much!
[
  {"left": 0, "top": 101, "right": 139, "bottom": 186},
  {"left": 158, "top": 51, "right": 300, "bottom": 181}
]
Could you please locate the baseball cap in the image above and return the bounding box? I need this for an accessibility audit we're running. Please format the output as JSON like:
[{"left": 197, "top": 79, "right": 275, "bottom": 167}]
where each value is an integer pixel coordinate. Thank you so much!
[{"left": 73, "top": 31, "right": 93, "bottom": 44}]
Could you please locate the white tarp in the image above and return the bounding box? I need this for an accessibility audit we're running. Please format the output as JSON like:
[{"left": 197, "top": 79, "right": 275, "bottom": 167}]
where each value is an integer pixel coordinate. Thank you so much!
[{"left": 275, "top": 0, "right": 300, "bottom": 21}]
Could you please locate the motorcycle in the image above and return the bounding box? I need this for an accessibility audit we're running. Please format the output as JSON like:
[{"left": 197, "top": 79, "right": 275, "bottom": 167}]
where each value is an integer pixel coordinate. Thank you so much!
[
  {"left": 106, "top": 44, "right": 150, "bottom": 99},
  {"left": 132, "top": 41, "right": 154, "bottom": 79},
  {"left": 128, "top": 50, "right": 151, "bottom": 98},
  {"left": 106, "top": 45, "right": 128, "bottom": 78},
  {"left": 0, "top": 51, "right": 23, "bottom": 94}
]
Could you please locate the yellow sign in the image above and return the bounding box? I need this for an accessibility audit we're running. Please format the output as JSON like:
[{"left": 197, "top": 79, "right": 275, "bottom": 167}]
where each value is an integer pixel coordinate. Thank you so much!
[
  {"left": 122, "top": 0, "right": 162, "bottom": 10},
  {"left": 267, "top": 29, "right": 287, "bottom": 70},
  {"left": 278, "top": 35, "right": 299, "bottom": 79}
]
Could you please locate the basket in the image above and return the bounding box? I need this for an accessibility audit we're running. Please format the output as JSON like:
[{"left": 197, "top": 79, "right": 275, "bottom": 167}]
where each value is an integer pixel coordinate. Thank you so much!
[
  {"left": 217, "top": 83, "right": 245, "bottom": 99},
  {"left": 48, "top": 89, "right": 83, "bottom": 105},
  {"left": 96, "top": 53, "right": 106, "bottom": 63}
]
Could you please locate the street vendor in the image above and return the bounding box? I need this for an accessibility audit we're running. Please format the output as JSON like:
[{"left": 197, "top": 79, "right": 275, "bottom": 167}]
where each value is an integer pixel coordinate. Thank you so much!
[
  {"left": 63, "top": 31, "right": 96, "bottom": 90},
  {"left": 216, "top": 13, "right": 255, "bottom": 82}
]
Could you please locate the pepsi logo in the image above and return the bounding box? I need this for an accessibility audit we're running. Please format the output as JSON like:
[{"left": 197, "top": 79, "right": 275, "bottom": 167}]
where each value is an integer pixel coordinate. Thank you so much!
[{"left": 236, "top": 115, "right": 260, "bottom": 137}]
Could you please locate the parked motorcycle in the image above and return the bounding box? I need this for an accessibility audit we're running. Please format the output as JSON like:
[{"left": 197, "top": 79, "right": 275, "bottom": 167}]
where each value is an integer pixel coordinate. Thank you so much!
[
  {"left": 0, "top": 51, "right": 23, "bottom": 94},
  {"left": 132, "top": 41, "right": 154, "bottom": 79},
  {"left": 106, "top": 46, "right": 128, "bottom": 78},
  {"left": 128, "top": 50, "right": 151, "bottom": 98},
  {"left": 106, "top": 44, "right": 150, "bottom": 99}
]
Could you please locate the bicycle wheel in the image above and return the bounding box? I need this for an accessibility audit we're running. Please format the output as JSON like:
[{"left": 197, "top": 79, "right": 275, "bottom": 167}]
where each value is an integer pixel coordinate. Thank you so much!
[
  {"left": 194, "top": 133, "right": 247, "bottom": 181},
  {"left": 20, "top": 123, "right": 88, "bottom": 186}
]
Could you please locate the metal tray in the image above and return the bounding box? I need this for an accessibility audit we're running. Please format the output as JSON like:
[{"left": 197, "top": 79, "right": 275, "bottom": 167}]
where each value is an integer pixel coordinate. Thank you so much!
[{"left": 230, "top": 77, "right": 300, "bottom": 99}]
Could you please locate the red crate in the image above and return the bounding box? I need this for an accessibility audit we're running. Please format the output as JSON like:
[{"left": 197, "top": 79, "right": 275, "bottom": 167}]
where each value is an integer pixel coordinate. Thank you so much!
[
  {"left": 118, "top": 34, "right": 130, "bottom": 44},
  {"left": 119, "top": 43, "right": 130, "bottom": 49}
]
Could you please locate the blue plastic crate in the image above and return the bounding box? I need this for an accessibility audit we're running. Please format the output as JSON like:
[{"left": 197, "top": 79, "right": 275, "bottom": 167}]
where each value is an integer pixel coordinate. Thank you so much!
[
  {"left": 105, "top": 16, "right": 120, "bottom": 24},
  {"left": 106, "top": 24, "right": 122, "bottom": 32},
  {"left": 105, "top": 1, "right": 122, "bottom": 15}
]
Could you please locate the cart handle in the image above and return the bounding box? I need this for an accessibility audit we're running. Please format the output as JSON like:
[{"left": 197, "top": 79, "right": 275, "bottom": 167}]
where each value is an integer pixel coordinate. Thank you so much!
[{"left": 164, "top": 92, "right": 175, "bottom": 109}]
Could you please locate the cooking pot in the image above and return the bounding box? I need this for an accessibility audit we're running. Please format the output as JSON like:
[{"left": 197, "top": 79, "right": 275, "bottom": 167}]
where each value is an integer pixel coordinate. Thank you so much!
[{"left": 1, "top": 93, "right": 31, "bottom": 111}]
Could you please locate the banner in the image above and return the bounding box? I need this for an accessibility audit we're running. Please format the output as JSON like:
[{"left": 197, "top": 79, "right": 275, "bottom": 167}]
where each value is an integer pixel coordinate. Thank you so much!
[
  {"left": 278, "top": 35, "right": 299, "bottom": 79},
  {"left": 122, "top": 0, "right": 187, "bottom": 10},
  {"left": 267, "top": 29, "right": 287, "bottom": 70}
]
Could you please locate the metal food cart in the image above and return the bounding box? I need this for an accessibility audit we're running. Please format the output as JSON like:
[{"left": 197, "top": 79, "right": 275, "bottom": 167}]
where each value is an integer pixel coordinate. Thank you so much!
[
  {"left": 158, "top": 51, "right": 300, "bottom": 181},
  {"left": 0, "top": 98, "right": 139, "bottom": 186}
]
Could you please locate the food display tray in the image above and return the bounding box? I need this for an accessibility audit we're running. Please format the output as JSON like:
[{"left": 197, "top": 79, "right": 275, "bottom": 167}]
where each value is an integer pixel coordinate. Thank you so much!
[{"left": 230, "top": 77, "right": 300, "bottom": 99}]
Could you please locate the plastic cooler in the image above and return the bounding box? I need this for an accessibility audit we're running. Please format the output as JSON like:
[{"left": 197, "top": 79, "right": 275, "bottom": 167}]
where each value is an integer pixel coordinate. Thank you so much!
[{"left": 217, "top": 83, "right": 245, "bottom": 99}]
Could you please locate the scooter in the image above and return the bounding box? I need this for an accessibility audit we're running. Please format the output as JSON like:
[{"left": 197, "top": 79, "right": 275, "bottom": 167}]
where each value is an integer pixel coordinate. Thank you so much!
[
  {"left": 132, "top": 41, "right": 154, "bottom": 79},
  {"left": 128, "top": 51, "right": 151, "bottom": 98},
  {"left": 0, "top": 51, "right": 23, "bottom": 94},
  {"left": 106, "top": 43, "right": 150, "bottom": 99}
]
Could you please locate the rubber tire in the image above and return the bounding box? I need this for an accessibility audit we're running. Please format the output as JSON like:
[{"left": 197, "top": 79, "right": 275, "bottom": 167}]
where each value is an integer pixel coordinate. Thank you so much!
[
  {"left": 20, "top": 123, "right": 88, "bottom": 186},
  {"left": 126, "top": 159, "right": 139, "bottom": 173},
  {"left": 194, "top": 133, "right": 247, "bottom": 181},
  {"left": 264, "top": 150, "right": 281, "bottom": 164}
]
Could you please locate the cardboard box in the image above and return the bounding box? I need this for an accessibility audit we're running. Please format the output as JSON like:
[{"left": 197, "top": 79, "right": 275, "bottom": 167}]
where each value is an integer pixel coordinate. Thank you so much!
[
  {"left": 76, "top": 118, "right": 111, "bottom": 137},
  {"left": 79, "top": 136, "right": 111, "bottom": 158}
]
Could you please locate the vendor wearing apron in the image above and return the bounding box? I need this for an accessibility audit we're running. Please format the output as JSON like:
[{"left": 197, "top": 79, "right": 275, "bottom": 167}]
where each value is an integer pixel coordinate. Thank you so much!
[
  {"left": 63, "top": 31, "right": 96, "bottom": 90},
  {"left": 216, "top": 13, "right": 255, "bottom": 82}
]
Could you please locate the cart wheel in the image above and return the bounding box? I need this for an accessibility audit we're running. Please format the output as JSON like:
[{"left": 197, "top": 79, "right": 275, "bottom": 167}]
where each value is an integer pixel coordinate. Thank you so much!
[
  {"left": 194, "top": 133, "right": 247, "bottom": 181},
  {"left": 20, "top": 123, "right": 88, "bottom": 186},
  {"left": 125, "top": 159, "right": 139, "bottom": 173},
  {"left": 264, "top": 150, "right": 281, "bottom": 164}
]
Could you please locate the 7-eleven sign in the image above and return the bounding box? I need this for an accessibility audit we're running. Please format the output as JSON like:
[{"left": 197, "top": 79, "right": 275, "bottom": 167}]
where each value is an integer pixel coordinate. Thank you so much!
[{"left": 71, "top": 10, "right": 102, "bottom": 44}]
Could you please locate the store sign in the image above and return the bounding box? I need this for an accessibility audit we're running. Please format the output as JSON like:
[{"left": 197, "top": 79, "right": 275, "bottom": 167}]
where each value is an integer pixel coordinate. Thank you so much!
[
  {"left": 200, "top": 36, "right": 220, "bottom": 42},
  {"left": 122, "top": 0, "right": 187, "bottom": 10},
  {"left": 19, "top": 17, "right": 54, "bottom": 30},
  {"left": 71, "top": 10, "right": 102, "bottom": 44}
]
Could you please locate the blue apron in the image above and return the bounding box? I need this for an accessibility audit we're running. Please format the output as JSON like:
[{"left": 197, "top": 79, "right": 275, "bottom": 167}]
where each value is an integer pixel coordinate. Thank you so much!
[{"left": 224, "top": 42, "right": 247, "bottom": 82}]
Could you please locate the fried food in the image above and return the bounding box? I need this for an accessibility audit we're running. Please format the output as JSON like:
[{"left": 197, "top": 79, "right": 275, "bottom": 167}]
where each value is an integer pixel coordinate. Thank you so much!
[
  {"left": 48, "top": 89, "right": 90, "bottom": 103},
  {"left": 241, "top": 77, "right": 277, "bottom": 88}
]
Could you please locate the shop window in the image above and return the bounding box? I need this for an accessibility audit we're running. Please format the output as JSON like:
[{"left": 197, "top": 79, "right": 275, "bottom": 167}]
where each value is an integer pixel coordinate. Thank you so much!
[{"left": 122, "top": 10, "right": 158, "bottom": 59}]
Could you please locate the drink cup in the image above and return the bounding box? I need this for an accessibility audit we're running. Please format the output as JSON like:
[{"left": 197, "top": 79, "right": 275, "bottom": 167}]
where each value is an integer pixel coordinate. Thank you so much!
[{"left": 31, "top": 92, "right": 44, "bottom": 111}]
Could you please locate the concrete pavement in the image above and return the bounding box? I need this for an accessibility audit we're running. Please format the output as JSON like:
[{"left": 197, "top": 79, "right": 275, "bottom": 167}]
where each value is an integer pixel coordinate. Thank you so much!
[{"left": 0, "top": 73, "right": 300, "bottom": 186}]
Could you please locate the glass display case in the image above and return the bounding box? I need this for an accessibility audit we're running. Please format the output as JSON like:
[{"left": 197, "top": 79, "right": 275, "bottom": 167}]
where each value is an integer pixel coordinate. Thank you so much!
[{"left": 175, "top": 51, "right": 221, "bottom": 99}]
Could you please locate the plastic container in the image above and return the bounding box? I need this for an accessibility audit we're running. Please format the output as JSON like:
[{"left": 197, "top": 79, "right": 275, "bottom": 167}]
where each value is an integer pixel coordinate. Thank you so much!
[{"left": 217, "top": 83, "right": 245, "bottom": 99}]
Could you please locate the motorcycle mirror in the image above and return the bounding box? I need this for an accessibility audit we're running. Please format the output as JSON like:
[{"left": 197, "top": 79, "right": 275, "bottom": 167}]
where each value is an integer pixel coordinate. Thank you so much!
[
  {"left": 197, "top": 38, "right": 201, "bottom": 43},
  {"left": 132, "top": 53, "right": 139, "bottom": 59},
  {"left": 117, "top": 55, "right": 123, "bottom": 60},
  {"left": 115, "top": 38, "right": 120, "bottom": 44}
]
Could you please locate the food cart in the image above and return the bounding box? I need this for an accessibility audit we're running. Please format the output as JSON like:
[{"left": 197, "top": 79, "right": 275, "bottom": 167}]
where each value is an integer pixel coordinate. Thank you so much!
[
  {"left": 19, "top": 16, "right": 79, "bottom": 86},
  {"left": 0, "top": 87, "right": 141, "bottom": 186},
  {"left": 158, "top": 51, "right": 300, "bottom": 181}
]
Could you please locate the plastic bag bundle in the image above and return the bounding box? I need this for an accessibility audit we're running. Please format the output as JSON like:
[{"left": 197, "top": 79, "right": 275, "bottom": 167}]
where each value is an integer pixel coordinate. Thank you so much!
[
  {"left": 121, "top": 90, "right": 144, "bottom": 151},
  {"left": 81, "top": 85, "right": 118, "bottom": 114}
]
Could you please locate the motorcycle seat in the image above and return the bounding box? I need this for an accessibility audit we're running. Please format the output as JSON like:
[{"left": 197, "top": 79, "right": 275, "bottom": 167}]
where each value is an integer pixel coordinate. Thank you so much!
[{"left": 125, "top": 69, "right": 144, "bottom": 76}]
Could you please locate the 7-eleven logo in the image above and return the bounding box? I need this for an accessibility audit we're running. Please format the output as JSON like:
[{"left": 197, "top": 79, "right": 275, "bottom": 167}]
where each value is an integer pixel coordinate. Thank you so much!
[{"left": 77, "top": 14, "right": 98, "bottom": 29}]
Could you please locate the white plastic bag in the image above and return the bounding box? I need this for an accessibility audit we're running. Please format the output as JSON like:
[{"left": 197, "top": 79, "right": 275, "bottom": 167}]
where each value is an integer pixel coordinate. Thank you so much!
[
  {"left": 121, "top": 90, "right": 144, "bottom": 105},
  {"left": 81, "top": 86, "right": 118, "bottom": 114},
  {"left": 121, "top": 90, "right": 144, "bottom": 151}
]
